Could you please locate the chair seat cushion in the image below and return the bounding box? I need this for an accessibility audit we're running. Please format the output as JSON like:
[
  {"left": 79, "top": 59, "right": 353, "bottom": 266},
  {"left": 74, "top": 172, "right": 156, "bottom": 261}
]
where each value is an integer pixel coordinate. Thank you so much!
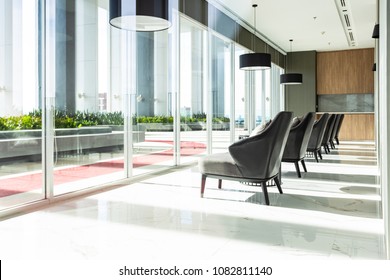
[{"left": 198, "top": 152, "right": 242, "bottom": 178}]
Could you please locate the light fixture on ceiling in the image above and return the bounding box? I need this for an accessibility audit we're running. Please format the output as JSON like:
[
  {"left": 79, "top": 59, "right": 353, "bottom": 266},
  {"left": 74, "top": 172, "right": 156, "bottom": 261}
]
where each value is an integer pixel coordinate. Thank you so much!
[
  {"left": 109, "top": 0, "right": 171, "bottom": 32},
  {"left": 372, "top": 24, "right": 379, "bottom": 39},
  {"left": 280, "top": 39, "right": 302, "bottom": 85},
  {"left": 239, "top": 4, "right": 271, "bottom": 70}
]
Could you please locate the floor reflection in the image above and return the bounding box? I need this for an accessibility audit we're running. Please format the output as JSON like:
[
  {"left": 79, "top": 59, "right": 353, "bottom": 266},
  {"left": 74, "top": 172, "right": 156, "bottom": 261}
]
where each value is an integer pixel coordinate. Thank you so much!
[{"left": 0, "top": 141, "right": 384, "bottom": 260}]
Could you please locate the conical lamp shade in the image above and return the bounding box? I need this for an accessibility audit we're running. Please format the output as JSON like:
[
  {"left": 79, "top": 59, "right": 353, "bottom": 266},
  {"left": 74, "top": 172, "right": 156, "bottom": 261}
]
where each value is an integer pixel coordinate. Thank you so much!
[
  {"left": 109, "top": 0, "right": 171, "bottom": 31},
  {"left": 280, "top": 73, "right": 303, "bottom": 85},
  {"left": 239, "top": 53, "right": 271, "bottom": 70}
]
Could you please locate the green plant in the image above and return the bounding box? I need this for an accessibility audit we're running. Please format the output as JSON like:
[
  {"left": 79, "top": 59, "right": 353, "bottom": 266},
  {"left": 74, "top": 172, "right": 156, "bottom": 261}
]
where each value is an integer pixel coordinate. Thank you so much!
[
  {"left": 0, "top": 110, "right": 229, "bottom": 130},
  {"left": 55, "top": 116, "right": 76, "bottom": 128},
  {"left": 0, "top": 110, "right": 125, "bottom": 130},
  {"left": 135, "top": 115, "right": 173, "bottom": 124}
]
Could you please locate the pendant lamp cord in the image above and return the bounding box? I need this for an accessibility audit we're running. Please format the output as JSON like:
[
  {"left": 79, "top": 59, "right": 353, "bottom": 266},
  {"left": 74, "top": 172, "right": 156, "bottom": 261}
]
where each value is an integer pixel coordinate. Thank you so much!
[
  {"left": 289, "top": 39, "right": 293, "bottom": 72},
  {"left": 252, "top": 4, "right": 257, "bottom": 51}
]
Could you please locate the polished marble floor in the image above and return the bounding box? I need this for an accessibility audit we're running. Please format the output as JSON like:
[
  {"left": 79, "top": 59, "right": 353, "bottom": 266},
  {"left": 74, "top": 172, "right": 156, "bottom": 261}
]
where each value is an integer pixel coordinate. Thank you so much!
[{"left": 0, "top": 141, "right": 385, "bottom": 260}]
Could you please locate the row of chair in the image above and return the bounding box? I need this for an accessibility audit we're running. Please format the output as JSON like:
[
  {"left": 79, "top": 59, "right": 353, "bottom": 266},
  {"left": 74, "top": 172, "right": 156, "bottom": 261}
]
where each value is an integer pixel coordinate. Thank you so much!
[
  {"left": 307, "top": 113, "right": 344, "bottom": 162},
  {"left": 282, "top": 112, "right": 345, "bottom": 178},
  {"left": 198, "top": 111, "right": 345, "bottom": 205}
]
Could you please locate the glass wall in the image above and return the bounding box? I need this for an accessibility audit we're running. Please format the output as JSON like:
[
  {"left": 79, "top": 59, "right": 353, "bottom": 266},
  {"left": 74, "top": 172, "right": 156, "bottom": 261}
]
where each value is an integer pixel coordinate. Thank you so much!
[
  {"left": 254, "top": 67, "right": 271, "bottom": 127},
  {"left": 0, "top": 0, "right": 43, "bottom": 209},
  {"left": 271, "top": 64, "right": 285, "bottom": 117},
  {"left": 130, "top": 29, "right": 175, "bottom": 174},
  {"left": 0, "top": 0, "right": 285, "bottom": 214},
  {"left": 234, "top": 46, "right": 249, "bottom": 140},
  {"left": 48, "top": 0, "right": 126, "bottom": 196},
  {"left": 209, "top": 34, "right": 233, "bottom": 153},
  {"left": 179, "top": 17, "right": 207, "bottom": 163},
  {"left": 50, "top": 0, "right": 180, "bottom": 194}
]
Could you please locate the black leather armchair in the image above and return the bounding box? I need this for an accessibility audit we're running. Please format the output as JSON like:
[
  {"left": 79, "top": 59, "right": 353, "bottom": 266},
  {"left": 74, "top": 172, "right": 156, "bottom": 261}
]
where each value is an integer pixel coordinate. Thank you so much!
[
  {"left": 282, "top": 112, "right": 315, "bottom": 177},
  {"left": 329, "top": 114, "right": 342, "bottom": 149},
  {"left": 198, "top": 111, "right": 293, "bottom": 205},
  {"left": 333, "top": 114, "right": 345, "bottom": 145},
  {"left": 307, "top": 113, "right": 330, "bottom": 162},
  {"left": 321, "top": 114, "right": 337, "bottom": 154}
]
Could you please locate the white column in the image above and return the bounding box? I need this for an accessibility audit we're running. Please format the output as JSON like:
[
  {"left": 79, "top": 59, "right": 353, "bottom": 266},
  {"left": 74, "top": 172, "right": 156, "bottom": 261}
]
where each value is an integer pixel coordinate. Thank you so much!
[
  {"left": 230, "top": 42, "right": 235, "bottom": 143},
  {"left": 110, "top": 27, "right": 124, "bottom": 112},
  {"left": 0, "top": 0, "right": 14, "bottom": 116},
  {"left": 11, "top": 0, "right": 23, "bottom": 115},
  {"left": 0, "top": 0, "right": 31, "bottom": 116},
  {"left": 379, "top": 0, "right": 390, "bottom": 260},
  {"left": 154, "top": 31, "right": 168, "bottom": 115},
  {"left": 75, "top": 0, "right": 98, "bottom": 111},
  {"left": 191, "top": 28, "right": 204, "bottom": 115},
  {"left": 21, "top": 0, "right": 38, "bottom": 114}
]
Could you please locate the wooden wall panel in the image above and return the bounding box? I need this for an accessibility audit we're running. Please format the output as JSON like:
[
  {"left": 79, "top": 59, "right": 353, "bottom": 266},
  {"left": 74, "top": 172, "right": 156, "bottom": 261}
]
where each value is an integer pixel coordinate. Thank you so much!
[
  {"left": 317, "top": 48, "right": 374, "bottom": 95},
  {"left": 338, "top": 114, "right": 375, "bottom": 141},
  {"left": 316, "top": 113, "right": 374, "bottom": 141}
]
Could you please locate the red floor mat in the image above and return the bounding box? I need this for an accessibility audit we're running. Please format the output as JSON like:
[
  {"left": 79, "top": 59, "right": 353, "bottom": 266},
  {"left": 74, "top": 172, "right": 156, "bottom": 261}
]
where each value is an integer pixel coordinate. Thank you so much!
[{"left": 0, "top": 141, "right": 205, "bottom": 198}]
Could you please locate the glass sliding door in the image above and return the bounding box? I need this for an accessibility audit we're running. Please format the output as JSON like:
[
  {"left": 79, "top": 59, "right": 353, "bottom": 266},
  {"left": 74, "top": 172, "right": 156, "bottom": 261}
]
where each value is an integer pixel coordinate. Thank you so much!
[
  {"left": 0, "top": 0, "right": 44, "bottom": 209},
  {"left": 210, "top": 34, "right": 232, "bottom": 153},
  {"left": 234, "top": 46, "right": 250, "bottom": 140},
  {"left": 179, "top": 17, "right": 207, "bottom": 163},
  {"left": 271, "top": 64, "right": 285, "bottom": 116},
  {"left": 254, "top": 67, "right": 271, "bottom": 126},
  {"left": 48, "top": 0, "right": 125, "bottom": 196},
  {"left": 130, "top": 28, "right": 175, "bottom": 174}
]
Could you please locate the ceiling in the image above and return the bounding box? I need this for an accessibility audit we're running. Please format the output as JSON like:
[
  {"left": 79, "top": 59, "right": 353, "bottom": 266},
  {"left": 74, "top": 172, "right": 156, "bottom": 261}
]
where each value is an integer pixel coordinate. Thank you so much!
[{"left": 212, "top": 0, "right": 377, "bottom": 53}]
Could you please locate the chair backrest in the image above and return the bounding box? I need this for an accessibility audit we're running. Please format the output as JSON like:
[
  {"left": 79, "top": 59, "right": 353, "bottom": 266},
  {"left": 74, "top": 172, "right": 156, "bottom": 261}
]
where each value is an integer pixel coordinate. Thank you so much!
[
  {"left": 334, "top": 114, "right": 345, "bottom": 138},
  {"left": 283, "top": 112, "right": 315, "bottom": 160},
  {"left": 307, "top": 113, "right": 330, "bottom": 151},
  {"left": 321, "top": 114, "right": 336, "bottom": 145},
  {"left": 229, "top": 111, "right": 293, "bottom": 179},
  {"left": 329, "top": 114, "right": 342, "bottom": 142}
]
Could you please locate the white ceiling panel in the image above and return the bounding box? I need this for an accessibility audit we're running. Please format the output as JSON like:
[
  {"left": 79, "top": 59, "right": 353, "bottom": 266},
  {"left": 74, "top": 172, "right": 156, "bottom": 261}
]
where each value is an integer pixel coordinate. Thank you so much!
[{"left": 210, "top": 0, "right": 377, "bottom": 52}]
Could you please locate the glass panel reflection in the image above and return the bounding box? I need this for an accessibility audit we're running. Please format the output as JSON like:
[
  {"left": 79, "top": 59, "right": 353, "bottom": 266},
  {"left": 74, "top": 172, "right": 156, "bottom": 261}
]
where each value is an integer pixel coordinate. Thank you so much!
[
  {"left": 0, "top": 0, "right": 44, "bottom": 209},
  {"left": 179, "top": 17, "right": 207, "bottom": 163},
  {"left": 52, "top": 0, "right": 125, "bottom": 195}
]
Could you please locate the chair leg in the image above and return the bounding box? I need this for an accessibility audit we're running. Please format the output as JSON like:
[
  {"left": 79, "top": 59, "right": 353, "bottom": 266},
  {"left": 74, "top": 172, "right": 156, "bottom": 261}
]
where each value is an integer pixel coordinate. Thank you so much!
[
  {"left": 313, "top": 151, "right": 319, "bottom": 162},
  {"left": 201, "top": 174, "right": 206, "bottom": 198},
  {"left": 218, "top": 179, "right": 222, "bottom": 189},
  {"left": 301, "top": 159, "right": 307, "bottom": 173},
  {"left": 318, "top": 150, "right": 323, "bottom": 160},
  {"left": 294, "top": 162, "right": 302, "bottom": 178},
  {"left": 274, "top": 176, "right": 283, "bottom": 194},
  {"left": 323, "top": 145, "right": 328, "bottom": 154},
  {"left": 261, "top": 182, "right": 270, "bottom": 205},
  {"left": 335, "top": 137, "right": 340, "bottom": 145}
]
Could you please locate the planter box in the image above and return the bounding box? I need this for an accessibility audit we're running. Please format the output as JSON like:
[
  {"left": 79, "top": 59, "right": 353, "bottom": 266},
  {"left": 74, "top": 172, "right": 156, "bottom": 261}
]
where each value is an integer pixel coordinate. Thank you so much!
[
  {"left": 138, "top": 123, "right": 174, "bottom": 131},
  {"left": 138, "top": 122, "right": 229, "bottom": 131},
  {"left": 0, "top": 126, "right": 145, "bottom": 161}
]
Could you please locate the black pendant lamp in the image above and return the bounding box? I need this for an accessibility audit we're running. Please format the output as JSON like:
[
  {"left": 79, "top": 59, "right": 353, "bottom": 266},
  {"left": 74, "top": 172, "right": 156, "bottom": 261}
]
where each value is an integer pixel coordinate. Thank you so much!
[
  {"left": 280, "top": 73, "right": 302, "bottom": 84},
  {"left": 372, "top": 24, "right": 379, "bottom": 39},
  {"left": 109, "top": 0, "right": 171, "bottom": 32},
  {"left": 239, "top": 4, "right": 271, "bottom": 70},
  {"left": 280, "top": 39, "right": 302, "bottom": 85}
]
